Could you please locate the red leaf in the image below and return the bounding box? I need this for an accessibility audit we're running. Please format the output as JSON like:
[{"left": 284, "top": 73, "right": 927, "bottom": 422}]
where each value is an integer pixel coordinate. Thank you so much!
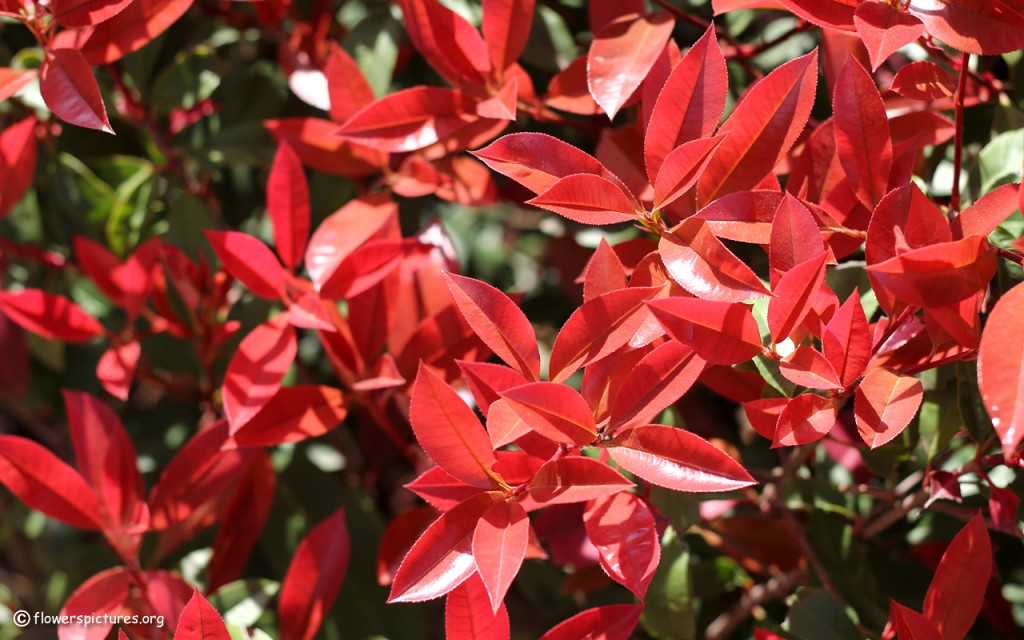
[
  {"left": 866, "top": 235, "right": 997, "bottom": 307},
  {"left": 855, "top": 367, "right": 924, "bottom": 448},
  {"left": 743, "top": 397, "right": 788, "bottom": 440},
  {"left": 890, "top": 602, "right": 943, "bottom": 640},
  {"left": 446, "top": 574, "right": 511, "bottom": 640},
  {"left": 768, "top": 252, "right": 829, "bottom": 344},
  {"left": 174, "top": 590, "right": 230, "bottom": 640},
  {"left": 834, "top": 57, "right": 892, "bottom": 208},
  {"left": 768, "top": 193, "right": 826, "bottom": 285},
  {"left": 823, "top": 293, "right": 872, "bottom": 388},
  {"left": 445, "top": 273, "right": 540, "bottom": 380},
  {"left": 771, "top": 394, "right": 837, "bottom": 447},
  {"left": 305, "top": 194, "right": 398, "bottom": 290},
  {"left": 411, "top": 365, "right": 499, "bottom": 489},
  {"left": 660, "top": 218, "right": 771, "bottom": 302},
  {"left": 544, "top": 56, "right": 602, "bottom": 115},
  {"left": 325, "top": 44, "right": 375, "bottom": 124},
  {"left": 232, "top": 385, "right": 347, "bottom": 446},
  {"left": 978, "top": 281, "right": 1024, "bottom": 457},
  {"left": 207, "top": 450, "right": 275, "bottom": 591},
  {"left": 0, "top": 68, "right": 36, "bottom": 104},
  {"left": 267, "top": 142, "right": 310, "bottom": 270},
  {"left": 922, "top": 512, "right": 992, "bottom": 640},
  {"left": 74, "top": 0, "right": 195, "bottom": 64},
  {"left": 40, "top": 49, "right": 113, "bottom": 133},
  {"left": 50, "top": 0, "right": 135, "bottom": 26},
  {"left": 206, "top": 230, "right": 286, "bottom": 299},
  {"left": 485, "top": 399, "right": 532, "bottom": 450},
  {"left": 222, "top": 317, "right": 296, "bottom": 431},
  {"left": 526, "top": 173, "right": 637, "bottom": 225},
  {"left": 471, "top": 133, "right": 610, "bottom": 195},
  {"left": 890, "top": 61, "right": 956, "bottom": 101},
  {"left": 0, "top": 116, "right": 38, "bottom": 218},
  {"left": 0, "top": 435, "right": 101, "bottom": 529},
  {"left": 645, "top": 26, "right": 728, "bottom": 183},
  {"left": 539, "top": 604, "right": 643, "bottom": 640},
  {"left": 653, "top": 135, "right": 726, "bottom": 209},
  {"left": 319, "top": 238, "right": 411, "bottom": 299},
  {"left": 528, "top": 456, "right": 633, "bottom": 505},
  {"left": 472, "top": 499, "right": 529, "bottom": 611},
  {"left": 698, "top": 50, "right": 818, "bottom": 204},
  {"left": 407, "top": 466, "right": 484, "bottom": 512},
  {"left": 483, "top": 0, "right": 535, "bottom": 72},
  {"left": 459, "top": 360, "right": 530, "bottom": 416},
  {"left": 608, "top": 340, "right": 707, "bottom": 433},
  {"left": 0, "top": 289, "right": 103, "bottom": 342},
  {"left": 390, "top": 492, "right": 500, "bottom": 603},
  {"left": 648, "top": 297, "right": 762, "bottom": 365},
  {"left": 988, "top": 486, "right": 1020, "bottom": 533},
  {"left": 399, "top": 0, "right": 491, "bottom": 87},
  {"left": 336, "top": 86, "right": 478, "bottom": 153},
  {"left": 854, "top": 2, "right": 925, "bottom": 71},
  {"left": 587, "top": 12, "right": 676, "bottom": 119},
  {"left": 548, "top": 286, "right": 664, "bottom": 383},
  {"left": 97, "top": 341, "right": 141, "bottom": 401},
  {"left": 609, "top": 424, "right": 756, "bottom": 491},
  {"left": 908, "top": 0, "right": 1024, "bottom": 55},
  {"left": 499, "top": 382, "right": 598, "bottom": 446},
  {"left": 780, "top": 346, "right": 843, "bottom": 390},
  {"left": 279, "top": 509, "right": 350, "bottom": 640},
  {"left": 58, "top": 568, "right": 131, "bottom": 640},
  {"left": 583, "top": 493, "right": 660, "bottom": 599},
  {"left": 265, "top": 118, "right": 380, "bottom": 176},
  {"left": 778, "top": 0, "right": 857, "bottom": 30},
  {"left": 951, "top": 183, "right": 1022, "bottom": 239}
]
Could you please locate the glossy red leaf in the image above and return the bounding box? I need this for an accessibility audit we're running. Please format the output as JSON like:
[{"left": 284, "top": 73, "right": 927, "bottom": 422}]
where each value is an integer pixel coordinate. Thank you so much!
[
  {"left": 771, "top": 394, "right": 837, "bottom": 447},
  {"left": 583, "top": 493, "right": 660, "bottom": 599},
  {"left": 653, "top": 135, "right": 726, "bottom": 209},
  {"left": 483, "top": 0, "right": 535, "bottom": 72},
  {"left": 908, "top": 0, "right": 1024, "bottom": 55},
  {"left": 890, "top": 61, "right": 956, "bottom": 101},
  {"left": 305, "top": 194, "right": 398, "bottom": 290},
  {"left": 769, "top": 193, "right": 826, "bottom": 285},
  {"left": 854, "top": 2, "right": 925, "bottom": 71},
  {"left": 922, "top": 512, "right": 992, "bottom": 639},
  {"left": 0, "top": 68, "right": 36, "bottom": 104},
  {"left": 390, "top": 492, "right": 500, "bottom": 603},
  {"left": 648, "top": 297, "right": 762, "bottom": 365},
  {"left": 336, "top": 86, "right": 477, "bottom": 153},
  {"left": 207, "top": 450, "right": 275, "bottom": 591},
  {"left": 473, "top": 499, "right": 529, "bottom": 611},
  {"left": 528, "top": 457, "right": 632, "bottom": 505},
  {"left": 548, "top": 286, "right": 663, "bottom": 383},
  {"left": 446, "top": 574, "right": 511, "bottom": 640},
  {"left": 951, "top": 183, "right": 1022, "bottom": 239},
  {"left": 0, "top": 289, "right": 103, "bottom": 342},
  {"left": 97, "top": 341, "right": 141, "bottom": 401},
  {"left": 50, "top": 0, "right": 135, "bottom": 26},
  {"left": 206, "top": 230, "right": 286, "bottom": 299},
  {"left": 400, "top": 0, "right": 490, "bottom": 87},
  {"left": 318, "top": 238, "right": 411, "bottom": 299},
  {"left": 267, "top": 142, "right": 309, "bottom": 270},
  {"left": 526, "top": 173, "right": 637, "bottom": 225},
  {"left": 58, "top": 568, "right": 131, "bottom": 640},
  {"left": 279, "top": 509, "right": 350, "bottom": 640},
  {"left": 778, "top": 0, "right": 856, "bottom": 30},
  {"left": 485, "top": 399, "right": 532, "bottom": 450},
  {"left": 854, "top": 367, "right": 924, "bottom": 448},
  {"left": 768, "top": 252, "right": 829, "bottom": 344},
  {"left": 866, "top": 184, "right": 951, "bottom": 265},
  {"left": 587, "top": 12, "right": 675, "bottom": 120},
  {"left": 660, "top": 218, "right": 771, "bottom": 302},
  {"left": 233, "top": 385, "right": 347, "bottom": 446},
  {"left": 459, "top": 361, "right": 530, "bottom": 417},
  {"left": 406, "top": 466, "right": 483, "bottom": 512},
  {"left": 500, "top": 382, "right": 598, "bottom": 446},
  {"left": 891, "top": 602, "right": 943, "bottom": 640},
  {"left": 174, "top": 590, "right": 230, "bottom": 640},
  {"left": 743, "top": 397, "right": 788, "bottom": 440},
  {"left": 866, "top": 235, "right": 996, "bottom": 307},
  {"left": 978, "top": 281, "right": 1024, "bottom": 457},
  {"left": 0, "top": 435, "right": 102, "bottom": 530},
  {"left": 698, "top": 50, "right": 818, "bottom": 204},
  {"left": 445, "top": 273, "right": 540, "bottom": 380},
  {"left": 780, "top": 346, "right": 843, "bottom": 390},
  {"left": 823, "top": 293, "right": 872, "bottom": 388},
  {"left": 0, "top": 116, "right": 37, "bottom": 218},
  {"left": 609, "top": 340, "right": 706, "bottom": 433},
  {"left": 265, "top": 118, "right": 380, "bottom": 176},
  {"left": 609, "top": 424, "right": 756, "bottom": 491},
  {"left": 325, "top": 44, "right": 375, "bottom": 124},
  {"left": 74, "top": 0, "right": 195, "bottom": 65},
  {"left": 539, "top": 604, "right": 643, "bottom": 640},
  {"left": 645, "top": 27, "right": 728, "bottom": 182},
  {"left": 40, "top": 48, "right": 113, "bottom": 133},
  {"left": 834, "top": 57, "right": 892, "bottom": 208},
  {"left": 222, "top": 317, "right": 296, "bottom": 431},
  {"left": 471, "top": 133, "right": 609, "bottom": 195},
  {"left": 411, "top": 365, "right": 499, "bottom": 489}
]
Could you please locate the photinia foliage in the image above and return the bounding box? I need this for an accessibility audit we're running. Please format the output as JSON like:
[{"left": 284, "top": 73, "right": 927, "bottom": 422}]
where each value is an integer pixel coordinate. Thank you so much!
[{"left": 1, "top": 0, "right": 1024, "bottom": 638}]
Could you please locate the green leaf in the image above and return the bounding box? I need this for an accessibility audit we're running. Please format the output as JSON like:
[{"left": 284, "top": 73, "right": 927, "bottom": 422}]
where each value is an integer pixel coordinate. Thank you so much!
[
  {"left": 641, "top": 530, "right": 696, "bottom": 640},
  {"left": 343, "top": 6, "right": 402, "bottom": 97},
  {"left": 208, "top": 579, "right": 280, "bottom": 628},
  {"left": 978, "top": 128, "right": 1024, "bottom": 193},
  {"left": 785, "top": 588, "right": 861, "bottom": 640}
]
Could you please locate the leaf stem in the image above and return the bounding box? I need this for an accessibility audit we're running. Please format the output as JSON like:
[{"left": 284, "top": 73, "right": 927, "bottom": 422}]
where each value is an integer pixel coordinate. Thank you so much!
[{"left": 950, "top": 52, "right": 970, "bottom": 213}]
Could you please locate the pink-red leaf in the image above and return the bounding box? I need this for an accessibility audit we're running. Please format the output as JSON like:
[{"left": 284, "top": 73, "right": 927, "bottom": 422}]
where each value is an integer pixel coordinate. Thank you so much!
[
  {"left": 922, "top": 512, "right": 992, "bottom": 640},
  {"left": 325, "top": 44, "right": 375, "bottom": 124},
  {"left": 206, "top": 230, "right": 286, "bottom": 299},
  {"left": 0, "top": 116, "right": 38, "bottom": 218},
  {"left": 58, "top": 568, "right": 131, "bottom": 640},
  {"left": 978, "top": 281, "right": 1024, "bottom": 457},
  {"left": 483, "top": 0, "right": 535, "bottom": 72},
  {"left": 499, "top": 382, "right": 597, "bottom": 446},
  {"left": 767, "top": 252, "right": 829, "bottom": 344},
  {"left": 0, "top": 435, "right": 101, "bottom": 529},
  {"left": 472, "top": 499, "right": 529, "bottom": 611},
  {"left": 411, "top": 365, "right": 499, "bottom": 489},
  {"left": 0, "top": 289, "right": 103, "bottom": 342},
  {"left": 527, "top": 173, "right": 637, "bottom": 225},
  {"left": 0, "top": 68, "right": 36, "bottom": 104},
  {"left": 768, "top": 193, "right": 826, "bottom": 285},
  {"left": 908, "top": 0, "right": 1024, "bottom": 55},
  {"left": 653, "top": 135, "right": 726, "bottom": 209},
  {"left": 609, "top": 424, "right": 756, "bottom": 491},
  {"left": 445, "top": 273, "right": 540, "bottom": 380},
  {"left": 50, "top": 0, "right": 135, "bottom": 27},
  {"left": 471, "top": 133, "right": 609, "bottom": 195},
  {"left": 771, "top": 394, "right": 837, "bottom": 447},
  {"left": 866, "top": 235, "right": 996, "bottom": 307},
  {"left": 267, "top": 142, "right": 310, "bottom": 270},
  {"left": 539, "top": 604, "right": 643, "bottom": 640},
  {"left": 279, "top": 509, "right": 350, "bottom": 640},
  {"left": 660, "top": 218, "right": 771, "bottom": 302},
  {"left": 583, "top": 492, "right": 660, "bottom": 599},
  {"left": 608, "top": 340, "right": 707, "bottom": 433},
  {"left": 890, "top": 61, "right": 956, "bottom": 101},
  {"left": 528, "top": 457, "right": 633, "bottom": 505},
  {"left": 74, "top": 0, "right": 195, "bottom": 65},
  {"left": 318, "top": 238, "right": 411, "bottom": 299},
  {"left": 823, "top": 293, "right": 872, "bottom": 388},
  {"left": 304, "top": 194, "right": 398, "bottom": 290},
  {"left": 265, "top": 118, "right": 380, "bottom": 176},
  {"left": 834, "top": 57, "right": 893, "bottom": 208},
  {"left": 222, "top": 317, "right": 296, "bottom": 431},
  {"left": 336, "top": 86, "right": 477, "bottom": 153},
  {"left": 780, "top": 346, "right": 843, "bottom": 390},
  {"left": 446, "top": 574, "right": 511, "bottom": 640},
  {"left": 855, "top": 367, "right": 924, "bottom": 448},
  {"left": 854, "top": 2, "right": 925, "bottom": 71},
  {"left": 778, "top": 0, "right": 857, "bottom": 30},
  {"left": 174, "top": 590, "right": 231, "bottom": 640},
  {"left": 951, "top": 183, "right": 1022, "bottom": 239},
  {"left": 40, "top": 48, "right": 113, "bottom": 133},
  {"left": 233, "top": 385, "right": 347, "bottom": 446},
  {"left": 587, "top": 12, "right": 675, "bottom": 120},
  {"left": 97, "top": 341, "right": 141, "bottom": 401},
  {"left": 400, "top": 0, "right": 491, "bottom": 87},
  {"left": 648, "top": 297, "right": 762, "bottom": 365},
  {"left": 891, "top": 602, "right": 943, "bottom": 640}
]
